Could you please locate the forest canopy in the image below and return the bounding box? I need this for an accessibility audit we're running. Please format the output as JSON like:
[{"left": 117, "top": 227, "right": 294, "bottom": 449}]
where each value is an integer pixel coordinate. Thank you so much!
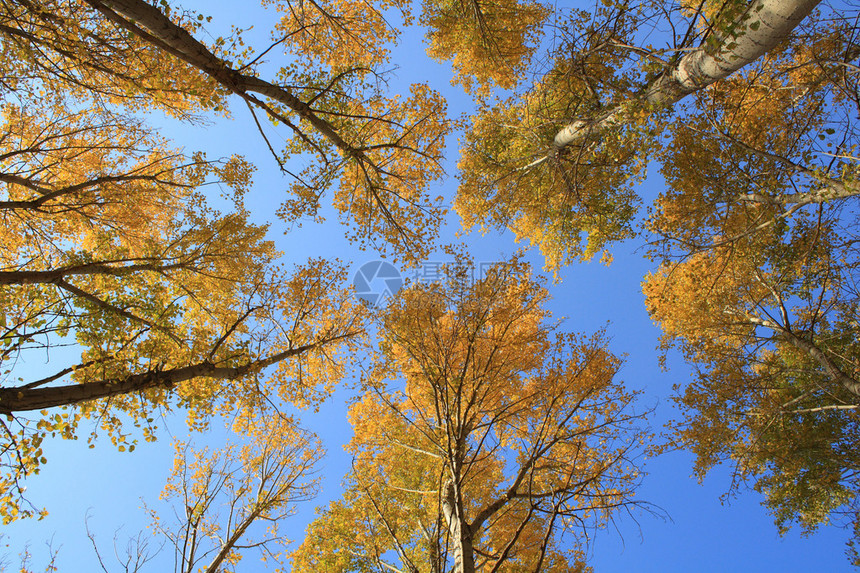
[{"left": 1, "top": 0, "right": 859, "bottom": 570}]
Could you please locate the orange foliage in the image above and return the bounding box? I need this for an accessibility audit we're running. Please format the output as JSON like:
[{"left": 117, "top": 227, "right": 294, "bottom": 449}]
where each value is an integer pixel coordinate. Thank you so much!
[
  {"left": 292, "top": 257, "right": 645, "bottom": 572},
  {"left": 422, "top": 0, "right": 550, "bottom": 93}
]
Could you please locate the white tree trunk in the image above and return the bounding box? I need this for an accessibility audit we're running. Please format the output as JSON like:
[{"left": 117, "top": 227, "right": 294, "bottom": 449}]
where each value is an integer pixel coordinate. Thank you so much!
[
  {"left": 441, "top": 480, "right": 477, "bottom": 573},
  {"left": 553, "top": 0, "right": 821, "bottom": 150}
]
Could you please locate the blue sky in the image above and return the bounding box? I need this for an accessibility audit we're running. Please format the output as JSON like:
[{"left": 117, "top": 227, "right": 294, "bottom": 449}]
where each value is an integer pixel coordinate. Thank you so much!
[{"left": 2, "top": 0, "right": 856, "bottom": 571}]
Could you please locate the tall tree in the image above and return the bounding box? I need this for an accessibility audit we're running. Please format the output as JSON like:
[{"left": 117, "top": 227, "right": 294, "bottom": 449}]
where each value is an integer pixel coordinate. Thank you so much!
[
  {"left": 0, "top": 96, "right": 362, "bottom": 523},
  {"left": 2, "top": 0, "right": 451, "bottom": 262},
  {"left": 143, "top": 415, "right": 323, "bottom": 573},
  {"left": 453, "top": 0, "right": 828, "bottom": 271},
  {"left": 644, "top": 229, "right": 860, "bottom": 562},
  {"left": 648, "top": 4, "right": 859, "bottom": 260},
  {"left": 642, "top": 9, "right": 860, "bottom": 561},
  {"left": 82, "top": 414, "right": 322, "bottom": 573},
  {"left": 291, "top": 259, "right": 648, "bottom": 572}
]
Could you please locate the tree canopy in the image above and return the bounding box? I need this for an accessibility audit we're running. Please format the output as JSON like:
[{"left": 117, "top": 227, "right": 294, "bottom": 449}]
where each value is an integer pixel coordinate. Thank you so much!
[
  {"left": 0, "top": 74, "right": 361, "bottom": 523},
  {"left": 455, "top": 0, "right": 829, "bottom": 271},
  {"left": 292, "top": 260, "right": 647, "bottom": 572},
  {"left": 1, "top": 0, "right": 451, "bottom": 262},
  {"left": 2, "top": 0, "right": 859, "bottom": 569},
  {"left": 641, "top": 3, "right": 860, "bottom": 556}
]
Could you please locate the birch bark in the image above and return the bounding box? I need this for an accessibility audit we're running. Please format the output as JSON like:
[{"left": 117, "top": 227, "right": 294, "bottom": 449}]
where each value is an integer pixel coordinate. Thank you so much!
[{"left": 552, "top": 0, "right": 821, "bottom": 151}]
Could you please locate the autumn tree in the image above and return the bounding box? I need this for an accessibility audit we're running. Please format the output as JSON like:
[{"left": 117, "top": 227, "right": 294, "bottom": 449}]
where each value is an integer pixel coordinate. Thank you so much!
[
  {"left": 77, "top": 413, "right": 323, "bottom": 573},
  {"left": 647, "top": 2, "right": 859, "bottom": 258},
  {"left": 644, "top": 229, "right": 860, "bottom": 562},
  {"left": 640, "top": 6, "right": 860, "bottom": 562},
  {"left": 1, "top": 0, "right": 451, "bottom": 262},
  {"left": 0, "top": 93, "right": 362, "bottom": 523},
  {"left": 453, "top": 0, "right": 828, "bottom": 271},
  {"left": 291, "top": 259, "right": 648, "bottom": 572},
  {"left": 129, "top": 414, "right": 323, "bottom": 573}
]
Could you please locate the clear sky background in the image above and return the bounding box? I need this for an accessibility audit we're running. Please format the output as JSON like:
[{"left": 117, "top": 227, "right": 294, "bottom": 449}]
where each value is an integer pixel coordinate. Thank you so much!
[{"left": 2, "top": 1, "right": 856, "bottom": 571}]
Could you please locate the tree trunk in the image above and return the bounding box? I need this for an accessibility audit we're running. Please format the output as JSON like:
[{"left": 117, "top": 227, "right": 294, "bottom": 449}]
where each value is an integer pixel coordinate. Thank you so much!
[
  {"left": 0, "top": 342, "right": 324, "bottom": 413},
  {"left": 82, "top": 0, "right": 357, "bottom": 158},
  {"left": 738, "top": 179, "right": 860, "bottom": 207},
  {"left": 204, "top": 506, "right": 261, "bottom": 573},
  {"left": 748, "top": 316, "right": 860, "bottom": 399},
  {"left": 441, "top": 480, "right": 477, "bottom": 573},
  {"left": 552, "top": 0, "right": 821, "bottom": 150},
  {"left": 0, "top": 362, "right": 235, "bottom": 413}
]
